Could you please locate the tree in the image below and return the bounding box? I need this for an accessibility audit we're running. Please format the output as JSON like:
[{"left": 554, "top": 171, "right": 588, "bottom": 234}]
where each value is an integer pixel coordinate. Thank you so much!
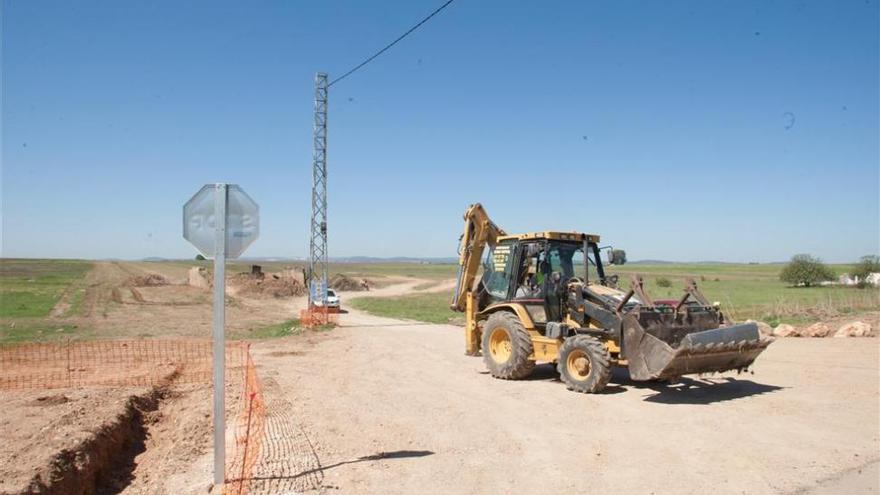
[
  {"left": 612, "top": 249, "right": 627, "bottom": 265},
  {"left": 851, "top": 255, "right": 880, "bottom": 285},
  {"left": 195, "top": 254, "right": 206, "bottom": 261},
  {"left": 779, "top": 254, "right": 835, "bottom": 287}
]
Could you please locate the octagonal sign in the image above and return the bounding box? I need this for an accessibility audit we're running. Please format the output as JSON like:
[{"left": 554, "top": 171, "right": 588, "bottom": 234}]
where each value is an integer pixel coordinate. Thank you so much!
[{"left": 183, "top": 184, "right": 259, "bottom": 259}]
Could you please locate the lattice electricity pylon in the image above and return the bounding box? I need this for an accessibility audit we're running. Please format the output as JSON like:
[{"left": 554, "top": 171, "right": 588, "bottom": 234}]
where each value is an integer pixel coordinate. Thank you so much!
[{"left": 309, "top": 72, "right": 329, "bottom": 307}]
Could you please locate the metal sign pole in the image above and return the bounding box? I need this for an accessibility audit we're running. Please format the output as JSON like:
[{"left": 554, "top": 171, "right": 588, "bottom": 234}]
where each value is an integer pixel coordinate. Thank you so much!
[
  {"left": 212, "top": 183, "right": 227, "bottom": 485},
  {"left": 184, "top": 182, "right": 258, "bottom": 488}
]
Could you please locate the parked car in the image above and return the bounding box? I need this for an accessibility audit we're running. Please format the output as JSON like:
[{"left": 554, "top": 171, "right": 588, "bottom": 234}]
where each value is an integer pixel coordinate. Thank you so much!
[{"left": 313, "top": 288, "right": 340, "bottom": 309}]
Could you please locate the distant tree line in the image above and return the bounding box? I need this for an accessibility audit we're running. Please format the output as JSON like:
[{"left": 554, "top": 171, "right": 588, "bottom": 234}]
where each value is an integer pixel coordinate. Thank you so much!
[{"left": 780, "top": 254, "right": 880, "bottom": 287}]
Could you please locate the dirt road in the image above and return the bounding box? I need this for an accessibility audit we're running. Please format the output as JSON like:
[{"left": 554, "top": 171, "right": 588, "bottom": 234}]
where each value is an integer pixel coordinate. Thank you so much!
[{"left": 253, "top": 309, "right": 879, "bottom": 494}]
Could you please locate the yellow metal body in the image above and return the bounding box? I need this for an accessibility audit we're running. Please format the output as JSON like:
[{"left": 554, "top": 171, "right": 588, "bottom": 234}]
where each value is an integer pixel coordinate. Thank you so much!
[
  {"left": 497, "top": 231, "right": 600, "bottom": 243},
  {"left": 453, "top": 203, "right": 618, "bottom": 364}
]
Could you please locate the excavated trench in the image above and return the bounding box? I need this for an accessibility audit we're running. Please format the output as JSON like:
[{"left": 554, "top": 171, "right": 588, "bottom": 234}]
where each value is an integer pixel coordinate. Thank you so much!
[{"left": 21, "top": 385, "right": 171, "bottom": 495}]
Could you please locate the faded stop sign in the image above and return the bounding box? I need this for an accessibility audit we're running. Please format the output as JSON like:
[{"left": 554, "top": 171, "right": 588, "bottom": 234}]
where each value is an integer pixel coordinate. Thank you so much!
[{"left": 184, "top": 184, "right": 259, "bottom": 258}]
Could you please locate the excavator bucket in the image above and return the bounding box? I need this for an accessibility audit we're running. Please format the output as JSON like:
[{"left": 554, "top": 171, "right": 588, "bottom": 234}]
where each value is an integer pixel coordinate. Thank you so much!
[{"left": 622, "top": 315, "right": 773, "bottom": 382}]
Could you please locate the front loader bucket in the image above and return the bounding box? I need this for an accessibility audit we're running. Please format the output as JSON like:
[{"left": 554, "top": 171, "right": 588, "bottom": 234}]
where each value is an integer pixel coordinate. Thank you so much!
[{"left": 623, "top": 317, "right": 773, "bottom": 381}]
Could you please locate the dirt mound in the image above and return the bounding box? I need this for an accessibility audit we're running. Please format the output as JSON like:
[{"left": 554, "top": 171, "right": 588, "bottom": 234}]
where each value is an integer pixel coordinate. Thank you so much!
[
  {"left": 804, "top": 322, "right": 832, "bottom": 338},
  {"left": 231, "top": 272, "right": 306, "bottom": 298},
  {"left": 773, "top": 324, "right": 800, "bottom": 337},
  {"left": 128, "top": 274, "right": 169, "bottom": 287},
  {"left": 187, "top": 266, "right": 211, "bottom": 289},
  {"left": 833, "top": 321, "right": 873, "bottom": 337},
  {"left": 330, "top": 274, "right": 370, "bottom": 291}
]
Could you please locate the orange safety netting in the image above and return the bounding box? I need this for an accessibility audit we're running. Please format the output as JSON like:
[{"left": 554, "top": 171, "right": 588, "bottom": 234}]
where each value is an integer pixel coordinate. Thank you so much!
[
  {"left": 0, "top": 338, "right": 268, "bottom": 494},
  {"left": 225, "top": 344, "right": 266, "bottom": 495},
  {"left": 299, "top": 307, "right": 338, "bottom": 328}
]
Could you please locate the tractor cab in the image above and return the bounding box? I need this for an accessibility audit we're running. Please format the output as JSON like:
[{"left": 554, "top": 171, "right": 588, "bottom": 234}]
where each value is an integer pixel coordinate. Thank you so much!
[{"left": 479, "top": 232, "right": 616, "bottom": 331}]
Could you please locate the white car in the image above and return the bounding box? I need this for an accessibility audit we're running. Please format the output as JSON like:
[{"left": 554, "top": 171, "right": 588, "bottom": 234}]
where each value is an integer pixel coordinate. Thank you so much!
[{"left": 317, "top": 289, "right": 340, "bottom": 309}]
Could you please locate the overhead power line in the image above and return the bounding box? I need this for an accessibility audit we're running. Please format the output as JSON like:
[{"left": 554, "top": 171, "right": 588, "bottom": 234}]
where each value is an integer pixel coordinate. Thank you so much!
[{"left": 328, "top": 0, "right": 456, "bottom": 87}]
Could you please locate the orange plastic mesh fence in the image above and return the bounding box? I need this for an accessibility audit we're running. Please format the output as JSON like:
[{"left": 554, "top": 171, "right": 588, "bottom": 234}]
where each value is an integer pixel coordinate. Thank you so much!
[
  {"left": 299, "top": 307, "right": 338, "bottom": 328},
  {"left": 0, "top": 339, "right": 247, "bottom": 390},
  {"left": 0, "top": 339, "right": 271, "bottom": 493},
  {"left": 225, "top": 345, "right": 267, "bottom": 495}
]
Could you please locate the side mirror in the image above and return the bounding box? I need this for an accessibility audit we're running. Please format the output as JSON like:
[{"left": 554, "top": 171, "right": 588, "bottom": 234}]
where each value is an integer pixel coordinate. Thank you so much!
[{"left": 607, "top": 249, "right": 627, "bottom": 266}]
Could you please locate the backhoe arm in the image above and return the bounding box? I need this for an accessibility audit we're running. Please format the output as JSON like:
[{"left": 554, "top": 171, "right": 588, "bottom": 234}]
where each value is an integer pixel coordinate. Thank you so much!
[
  {"left": 451, "top": 203, "right": 505, "bottom": 355},
  {"left": 451, "top": 203, "right": 505, "bottom": 311}
]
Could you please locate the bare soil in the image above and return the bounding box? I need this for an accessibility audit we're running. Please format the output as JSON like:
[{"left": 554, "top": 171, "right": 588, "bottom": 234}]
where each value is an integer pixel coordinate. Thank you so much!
[
  {"left": 57, "top": 262, "right": 307, "bottom": 338},
  {"left": 0, "top": 386, "right": 153, "bottom": 494},
  {"left": 249, "top": 307, "right": 880, "bottom": 494},
  {"left": 7, "top": 263, "right": 879, "bottom": 494}
]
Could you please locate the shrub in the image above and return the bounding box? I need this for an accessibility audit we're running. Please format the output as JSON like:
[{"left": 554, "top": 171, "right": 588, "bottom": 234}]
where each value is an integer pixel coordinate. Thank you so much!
[
  {"left": 656, "top": 277, "right": 672, "bottom": 288},
  {"left": 851, "top": 255, "right": 880, "bottom": 285},
  {"left": 195, "top": 254, "right": 207, "bottom": 261},
  {"left": 779, "top": 254, "right": 835, "bottom": 287}
]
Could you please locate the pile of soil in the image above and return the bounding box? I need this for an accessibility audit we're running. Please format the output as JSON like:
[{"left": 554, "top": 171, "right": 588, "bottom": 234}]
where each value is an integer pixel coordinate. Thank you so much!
[
  {"left": 230, "top": 272, "right": 306, "bottom": 298},
  {"left": 330, "top": 274, "right": 370, "bottom": 291},
  {"left": 127, "top": 274, "right": 169, "bottom": 287}
]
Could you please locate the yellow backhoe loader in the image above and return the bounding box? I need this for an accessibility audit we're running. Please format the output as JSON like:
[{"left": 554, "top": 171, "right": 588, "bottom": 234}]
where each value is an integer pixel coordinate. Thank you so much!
[{"left": 451, "top": 203, "right": 772, "bottom": 393}]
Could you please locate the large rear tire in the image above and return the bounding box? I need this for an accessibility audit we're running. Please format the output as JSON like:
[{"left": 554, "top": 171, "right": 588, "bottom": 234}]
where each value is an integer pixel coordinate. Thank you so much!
[
  {"left": 557, "top": 335, "right": 611, "bottom": 393},
  {"left": 481, "top": 312, "right": 535, "bottom": 380}
]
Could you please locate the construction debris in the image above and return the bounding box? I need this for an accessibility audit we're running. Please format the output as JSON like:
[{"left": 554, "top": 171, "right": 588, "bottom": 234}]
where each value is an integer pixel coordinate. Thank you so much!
[
  {"left": 128, "top": 274, "right": 169, "bottom": 287},
  {"left": 804, "top": 322, "right": 832, "bottom": 338},
  {"left": 833, "top": 321, "right": 873, "bottom": 338},
  {"left": 279, "top": 267, "right": 306, "bottom": 284},
  {"left": 230, "top": 272, "right": 305, "bottom": 298},
  {"left": 187, "top": 267, "right": 211, "bottom": 289},
  {"left": 772, "top": 324, "right": 799, "bottom": 337},
  {"left": 329, "top": 273, "right": 370, "bottom": 291}
]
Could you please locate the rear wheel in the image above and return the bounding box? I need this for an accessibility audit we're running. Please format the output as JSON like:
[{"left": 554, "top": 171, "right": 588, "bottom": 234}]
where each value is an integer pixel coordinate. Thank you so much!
[
  {"left": 557, "top": 335, "right": 611, "bottom": 393},
  {"left": 481, "top": 312, "right": 535, "bottom": 379}
]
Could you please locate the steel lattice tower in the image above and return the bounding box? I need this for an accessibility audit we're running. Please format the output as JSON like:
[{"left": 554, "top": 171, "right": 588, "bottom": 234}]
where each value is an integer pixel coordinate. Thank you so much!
[{"left": 309, "top": 72, "right": 329, "bottom": 305}]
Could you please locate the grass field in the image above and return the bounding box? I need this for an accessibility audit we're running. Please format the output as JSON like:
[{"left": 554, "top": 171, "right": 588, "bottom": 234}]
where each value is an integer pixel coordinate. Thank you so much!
[
  {"left": 349, "top": 262, "right": 880, "bottom": 326},
  {"left": 0, "top": 259, "right": 92, "bottom": 318},
  {"left": 2, "top": 259, "right": 877, "bottom": 343},
  {"left": 350, "top": 292, "right": 463, "bottom": 325},
  {"left": 0, "top": 259, "right": 94, "bottom": 343}
]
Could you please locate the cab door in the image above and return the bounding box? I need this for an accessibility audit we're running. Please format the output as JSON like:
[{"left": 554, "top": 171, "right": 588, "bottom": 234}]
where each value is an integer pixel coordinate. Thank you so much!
[{"left": 481, "top": 240, "right": 518, "bottom": 303}]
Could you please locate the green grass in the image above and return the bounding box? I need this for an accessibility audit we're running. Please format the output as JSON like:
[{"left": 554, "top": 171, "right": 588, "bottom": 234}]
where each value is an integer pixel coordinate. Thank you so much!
[
  {"left": 412, "top": 281, "right": 441, "bottom": 291},
  {"left": 350, "top": 292, "right": 461, "bottom": 325},
  {"left": 232, "top": 318, "right": 337, "bottom": 340},
  {"left": 349, "top": 263, "right": 878, "bottom": 326},
  {"left": 0, "top": 259, "right": 92, "bottom": 317},
  {"left": 65, "top": 286, "right": 89, "bottom": 317},
  {"left": 234, "top": 319, "right": 303, "bottom": 339},
  {"left": 607, "top": 264, "right": 879, "bottom": 323},
  {"left": 0, "top": 322, "right": 85, "bottom": 343}
]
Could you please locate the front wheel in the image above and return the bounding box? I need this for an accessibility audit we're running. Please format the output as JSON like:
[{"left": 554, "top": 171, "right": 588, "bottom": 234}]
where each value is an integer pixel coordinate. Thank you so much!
[
  {"left": 481, "top": 312, "right": 535, "bottom": 380},
  {"left": 557, "top": 335, "right": 611, "bottom": 393}
]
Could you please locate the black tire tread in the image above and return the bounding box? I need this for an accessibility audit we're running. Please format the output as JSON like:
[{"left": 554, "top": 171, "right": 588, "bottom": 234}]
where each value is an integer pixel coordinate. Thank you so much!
[
  {"left": 481, "top": 311, "right": 535, "bottom": 380},
  {"left": 557, "top": 335, "right": 611, "bottom": 393}
]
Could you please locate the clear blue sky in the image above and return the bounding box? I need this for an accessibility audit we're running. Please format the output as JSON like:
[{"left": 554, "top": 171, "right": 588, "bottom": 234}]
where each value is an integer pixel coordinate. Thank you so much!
[{"left": 2, "top": 0, "right": 878, "bottom": 262}]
